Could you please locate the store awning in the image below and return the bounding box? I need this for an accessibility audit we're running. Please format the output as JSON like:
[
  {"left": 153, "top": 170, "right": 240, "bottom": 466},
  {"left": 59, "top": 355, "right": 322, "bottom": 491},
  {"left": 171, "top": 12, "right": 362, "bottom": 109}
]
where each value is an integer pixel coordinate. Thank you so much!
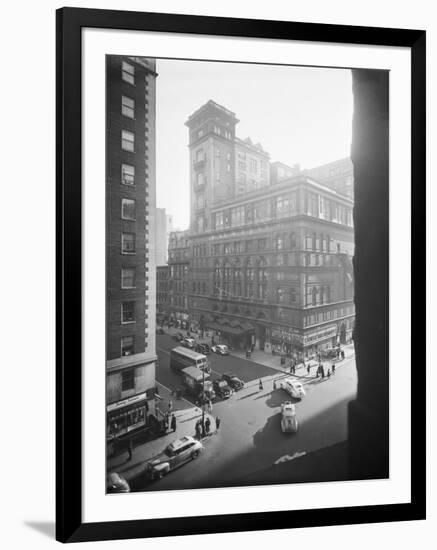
[{"left": 205, "top": 322, "right": 254, "bottom": 336}]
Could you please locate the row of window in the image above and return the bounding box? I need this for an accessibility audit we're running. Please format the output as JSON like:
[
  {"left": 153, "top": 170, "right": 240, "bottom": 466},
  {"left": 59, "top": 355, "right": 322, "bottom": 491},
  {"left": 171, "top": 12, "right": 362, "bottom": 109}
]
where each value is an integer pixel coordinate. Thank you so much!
[
  {"left": 169, "top": 265, "right": 189, "bottom": 278},
  {"left": 118, "top": 61, "right": 138, "bottom": 362},
  {"left": 211, "top": 193, "right": 352, "bottom": 231},
  {"left": 192, "top": 281, "right": 208, "bottom": 294},
  {"left": 304, "top": 285, "right": 332, "bottom": 307},
  {"left": 169, "top": 281, "right": 187, "bottom": 293},
  {"left": 304, "top": 305, "right": 355, "bottom": 327},
  {"left": 169, "top": 295, "right": 188, "bottom": 309}
]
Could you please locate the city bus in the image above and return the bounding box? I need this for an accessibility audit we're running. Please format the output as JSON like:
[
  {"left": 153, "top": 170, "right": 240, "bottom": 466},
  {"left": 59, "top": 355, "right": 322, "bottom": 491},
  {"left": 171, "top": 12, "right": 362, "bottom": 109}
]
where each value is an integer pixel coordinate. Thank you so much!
[{"left": 170, "top": 346, "right": 210, "bottom": 373}]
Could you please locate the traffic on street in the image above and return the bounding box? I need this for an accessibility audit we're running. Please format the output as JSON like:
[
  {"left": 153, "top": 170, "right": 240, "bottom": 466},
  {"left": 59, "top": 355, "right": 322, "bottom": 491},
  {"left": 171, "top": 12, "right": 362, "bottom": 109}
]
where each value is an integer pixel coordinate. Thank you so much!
[{"left": 107, "top": 326, "right": 357, "bottom": 493}]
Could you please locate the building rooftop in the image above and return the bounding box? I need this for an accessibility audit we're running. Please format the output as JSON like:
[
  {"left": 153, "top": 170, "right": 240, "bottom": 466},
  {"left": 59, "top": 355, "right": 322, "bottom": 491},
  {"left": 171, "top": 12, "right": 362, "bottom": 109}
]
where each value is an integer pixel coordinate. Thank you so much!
[{"left": 185, "top": 99, "right": 239, "bottom": 126}]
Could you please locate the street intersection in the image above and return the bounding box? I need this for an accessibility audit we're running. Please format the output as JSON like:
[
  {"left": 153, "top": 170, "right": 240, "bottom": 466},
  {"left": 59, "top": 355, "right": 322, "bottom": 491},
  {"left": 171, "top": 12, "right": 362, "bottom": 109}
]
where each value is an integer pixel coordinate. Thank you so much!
[{"left": 118, "top": 332, "right": 358, "bottom": 492}]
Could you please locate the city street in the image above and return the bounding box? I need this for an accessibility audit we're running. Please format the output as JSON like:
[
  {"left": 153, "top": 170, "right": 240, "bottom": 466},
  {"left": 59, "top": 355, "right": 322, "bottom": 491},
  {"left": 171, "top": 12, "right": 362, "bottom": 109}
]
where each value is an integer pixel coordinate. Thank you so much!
[
  {"left": 127, "top": 334, "right": 357, "bottom": 492},
  {"left": 155, "top": 332, "right": 280, "bottom": 400}
]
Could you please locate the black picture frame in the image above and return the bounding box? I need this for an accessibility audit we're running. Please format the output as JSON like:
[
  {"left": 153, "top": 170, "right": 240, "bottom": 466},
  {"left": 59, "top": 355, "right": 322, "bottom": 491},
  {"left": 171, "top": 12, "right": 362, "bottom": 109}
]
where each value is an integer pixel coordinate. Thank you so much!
[{"left": 56, "top": 7, "right": 426, "bottom": 543}]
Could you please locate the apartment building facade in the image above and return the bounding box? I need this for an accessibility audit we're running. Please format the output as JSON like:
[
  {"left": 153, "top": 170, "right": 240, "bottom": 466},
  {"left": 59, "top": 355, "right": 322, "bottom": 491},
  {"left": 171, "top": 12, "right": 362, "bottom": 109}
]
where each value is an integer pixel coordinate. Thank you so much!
[{"left": 106, "top": 55, "right": 158, "bottom": 441}]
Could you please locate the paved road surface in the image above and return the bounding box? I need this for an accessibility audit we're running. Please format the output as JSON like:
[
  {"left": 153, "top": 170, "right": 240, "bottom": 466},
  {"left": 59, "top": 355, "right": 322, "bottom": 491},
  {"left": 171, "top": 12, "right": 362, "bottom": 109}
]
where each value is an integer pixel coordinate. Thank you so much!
[
  {"left": 155, "top": 333, "right": 280, "bottom": 400},
  {"left": 133, "top": 349, "right": 357, "bottom": 492}
]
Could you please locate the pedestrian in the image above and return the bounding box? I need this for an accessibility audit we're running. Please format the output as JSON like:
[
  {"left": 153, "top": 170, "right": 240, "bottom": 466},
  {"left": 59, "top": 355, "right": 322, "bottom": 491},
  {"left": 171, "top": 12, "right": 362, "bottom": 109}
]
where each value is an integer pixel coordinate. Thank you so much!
[
  {"left": 201, "top": 419, "right": 206, "bottom": 438},
  {"left": 307, "top": 363, "right": 310, "bottom": 375},
  {"left": 208, "top": 399, "right": 213, "bottom": 414},
  {"left": 205, "top": 417, "right": 211, "bottom": 435},
  {"left": 168, "top": 400, "right": 173, "bottom": 414},
  {"left": 273, "top": 379, "right": 277, "bottom": 390},
  {"left": 195, "top": 420, "right": 201, "bottom": 439},
  {"left": 341, "top": 350, "right": 345, "bottom": 360},
  {"left": 332, "top": 363, "right": 336, "bottom": 374},
  {"left": 327, "top": 369, "right": 331, "bottom": 378},
  {"left": 171, "top": 414, "right": 176, "bottom": 432},
  {"left": 127, "top": 439, "right": 133, "bottom": 461},
  {"left": 216, "top": 416, "right": 221, "bottom": 431},
  {"left": 321, "top": 365, "right": 325, "bottom": 379},
  {"left": 259, "top": 379, "right": 263, "bottom": 391}
]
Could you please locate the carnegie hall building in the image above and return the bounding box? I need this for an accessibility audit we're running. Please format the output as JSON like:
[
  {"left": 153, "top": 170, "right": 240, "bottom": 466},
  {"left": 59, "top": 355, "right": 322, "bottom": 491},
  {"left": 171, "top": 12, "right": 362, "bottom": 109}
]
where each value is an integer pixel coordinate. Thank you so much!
[{"left": 181, "top": 100, "right": 355, "bottom": 357}]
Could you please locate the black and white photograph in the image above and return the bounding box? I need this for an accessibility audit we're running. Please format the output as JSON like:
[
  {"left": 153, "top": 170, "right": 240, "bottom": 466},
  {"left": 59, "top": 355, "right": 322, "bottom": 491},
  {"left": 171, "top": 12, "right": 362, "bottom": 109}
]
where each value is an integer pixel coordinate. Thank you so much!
[{"left": 105, "top": 55, "right": 383, "bottom": 494}]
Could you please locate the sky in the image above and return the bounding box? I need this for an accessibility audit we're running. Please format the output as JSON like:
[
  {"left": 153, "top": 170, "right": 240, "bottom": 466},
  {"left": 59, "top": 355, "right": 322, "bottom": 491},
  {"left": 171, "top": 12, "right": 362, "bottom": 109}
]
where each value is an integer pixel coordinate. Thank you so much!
[{"left": 155, "top": 58, "right": 353, "bottom": 230}]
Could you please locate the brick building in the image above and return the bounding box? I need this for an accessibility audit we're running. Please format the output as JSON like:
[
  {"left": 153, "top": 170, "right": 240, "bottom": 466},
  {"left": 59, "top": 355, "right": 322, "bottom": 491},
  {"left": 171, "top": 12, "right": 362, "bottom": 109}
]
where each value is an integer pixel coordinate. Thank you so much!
[
  {"left": 156, "top": 265, "right": 170, "bottom": 318},
  {"left": 106, "top": 56, "right": 158, "bottom": 441},
  {"left": 167, "top": 230, "right": 191, "bottom": 327},
  {"left": 183, "top": 100, "right": 355, "bottom": 357},
  {"left": 303, "top": 157, "right": 354, "bottom": 199}
]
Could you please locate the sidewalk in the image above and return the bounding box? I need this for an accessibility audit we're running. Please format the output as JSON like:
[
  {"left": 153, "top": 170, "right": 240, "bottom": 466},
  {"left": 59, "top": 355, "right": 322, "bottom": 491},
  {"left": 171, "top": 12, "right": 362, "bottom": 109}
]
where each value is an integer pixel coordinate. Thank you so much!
[
  {"left": 160, "top": 324, "right": 355, "bottom": 383},
  {"left": 107, "top": 406, "right": 217, "bottom": 483},
  {"left": 230, "top": 343, "right": 356, "bottom": 381},
  {"left": 154, "top": 380, "right": 193, "bottom": 416}
]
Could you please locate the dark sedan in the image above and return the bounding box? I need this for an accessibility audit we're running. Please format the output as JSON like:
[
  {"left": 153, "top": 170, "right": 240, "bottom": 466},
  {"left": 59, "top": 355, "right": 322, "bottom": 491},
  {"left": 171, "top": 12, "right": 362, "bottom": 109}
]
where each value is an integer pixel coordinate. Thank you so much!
[{"left": 221, "top": 373, "right": 244, "bottom": 391}]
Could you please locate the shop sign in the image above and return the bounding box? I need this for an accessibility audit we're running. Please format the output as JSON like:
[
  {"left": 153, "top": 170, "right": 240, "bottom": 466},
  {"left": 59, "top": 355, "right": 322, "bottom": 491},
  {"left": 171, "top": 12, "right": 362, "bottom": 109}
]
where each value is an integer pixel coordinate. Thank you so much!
[
  {"left": 271, "top": 327, "right": 302, "bottom": 343},
  {"left": 107, "top": 391, "right": 148, "bottom": 413},
  {"left": 303, "top": 325, "right": 337, "bottom": 345}
]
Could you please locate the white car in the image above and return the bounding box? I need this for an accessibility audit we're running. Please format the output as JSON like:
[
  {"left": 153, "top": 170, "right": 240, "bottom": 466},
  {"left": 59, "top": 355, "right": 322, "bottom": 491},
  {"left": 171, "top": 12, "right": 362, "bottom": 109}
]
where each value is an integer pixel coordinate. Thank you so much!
[
  {"left": 281, "top": 401, "right": 298, "bottom": 433},
  {"left": 182, "top": 337, "right": 195, "bottom": 348},
  {"left": 106, "top": 472, "right": 130, "bottom": 493},
  {"left": 279, "top": 378, "right": 306, "bottom": 399},
  {"left": 211, "top": 344, "right": 229, "bottom": 355}
]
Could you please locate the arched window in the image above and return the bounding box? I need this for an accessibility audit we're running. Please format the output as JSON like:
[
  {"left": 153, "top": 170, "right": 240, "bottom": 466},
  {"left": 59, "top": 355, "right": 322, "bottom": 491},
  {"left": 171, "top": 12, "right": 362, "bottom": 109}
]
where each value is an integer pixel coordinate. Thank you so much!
[
  {"left": 276, "top": 234, "right": 285, "bottom": 250},
  {"left": 245, "top": 259, "right": 254, "bottom": 298},
  {"left": 256, "top": 257, "right": 268, "bottom": 299},
  {"left": 223, "top": 260, "right": 232, "bottom": 296},
  {"left": 312, "top": 286, "right": 317, "bottom": 306},
  {"left": 233, "top": 259, "right": 242, "bottom": 297},
  {"left": 213, "top": 261, "right": 221, "bottom": 296},
  {"left": 277, "top": 287, "right": 285, "bottom": 303}
]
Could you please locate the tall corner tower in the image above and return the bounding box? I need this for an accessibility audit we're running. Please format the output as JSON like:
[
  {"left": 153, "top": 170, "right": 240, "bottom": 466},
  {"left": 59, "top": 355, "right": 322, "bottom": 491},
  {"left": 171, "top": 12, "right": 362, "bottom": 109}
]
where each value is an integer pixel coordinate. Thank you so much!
[{"left": 185, "top": 100, "right": 239, "bottom": 234}]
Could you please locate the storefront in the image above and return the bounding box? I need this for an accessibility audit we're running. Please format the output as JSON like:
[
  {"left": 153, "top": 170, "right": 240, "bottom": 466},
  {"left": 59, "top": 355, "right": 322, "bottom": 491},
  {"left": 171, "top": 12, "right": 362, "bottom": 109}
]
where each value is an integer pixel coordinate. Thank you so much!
[
  {"left": 107, "top": 391, "right": 153, "bottom": 440},
  {"left": 269, "top": 326, "right": 303, "bottom": 357},
  {"left": 302, "top": 324, "right": 338, "bottom": 356},
  {"left": 205, "top": 321, "right": 254, "bottom": 350}
]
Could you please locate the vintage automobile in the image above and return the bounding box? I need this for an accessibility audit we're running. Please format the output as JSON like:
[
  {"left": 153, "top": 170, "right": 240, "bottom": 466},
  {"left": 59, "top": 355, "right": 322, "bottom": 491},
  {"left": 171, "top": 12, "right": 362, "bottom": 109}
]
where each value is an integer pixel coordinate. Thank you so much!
[
  {"left": 106, "top": 472, "right": 130, "bottom": 493},
  {"left": 279, "top": 378, "right": 306, "bottom": 399},
  {"left": 211, "top": 344, "right": 229, "bottom": 355},
  {"left": 320, "top": 347, "right": 339, "bottom": 359},
  {"left": 145, "top": 436, "right": 203, "bottom": 480},
  {"left": 195, "top": 343, "right": 211, "bottom": 355},
  {"left": 280, "top": 401, "right": 298, "bottom": 433},
  {"left": 213, "top": 379, "right": 232, "bottom": 399},
  {"left": 182, "top": 337, "right": 195, "bottom": 348},
  {"left": 221, "top": 373, "right": 244, "bottom": 391}
]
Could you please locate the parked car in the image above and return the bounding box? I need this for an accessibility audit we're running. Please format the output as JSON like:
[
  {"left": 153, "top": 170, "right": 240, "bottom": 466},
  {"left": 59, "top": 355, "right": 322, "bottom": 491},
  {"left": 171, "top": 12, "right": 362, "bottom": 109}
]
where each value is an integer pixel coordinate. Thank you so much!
[
  {"left": 211, "top": 344, "right": 229, "bottom": 355},
  {"left": 145, "top": 436, "right": 203, "bottom": 480},
  {"left": 281, "top": 401, "right": 298, "bottom": 433},
  {"left": 106, "top": 472, "right": 130, "bottom": 493},
  {"left": 221, "top": 373, "right": 244, "bottom": 391},
  {"left": 213, "top": 379, "right": 232, "bottom": 399},
  {"left": 195, "top": 343, "right": 210, "bottom": 355},
  {"left": 182, "top": 337, "right": 195, "bottom": 348},
  {"left": 321, "top": 347, "right": 339, "bottom": 359},
  {"left": 279, "top": 378, "right": 306, "bottom": 399}
]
